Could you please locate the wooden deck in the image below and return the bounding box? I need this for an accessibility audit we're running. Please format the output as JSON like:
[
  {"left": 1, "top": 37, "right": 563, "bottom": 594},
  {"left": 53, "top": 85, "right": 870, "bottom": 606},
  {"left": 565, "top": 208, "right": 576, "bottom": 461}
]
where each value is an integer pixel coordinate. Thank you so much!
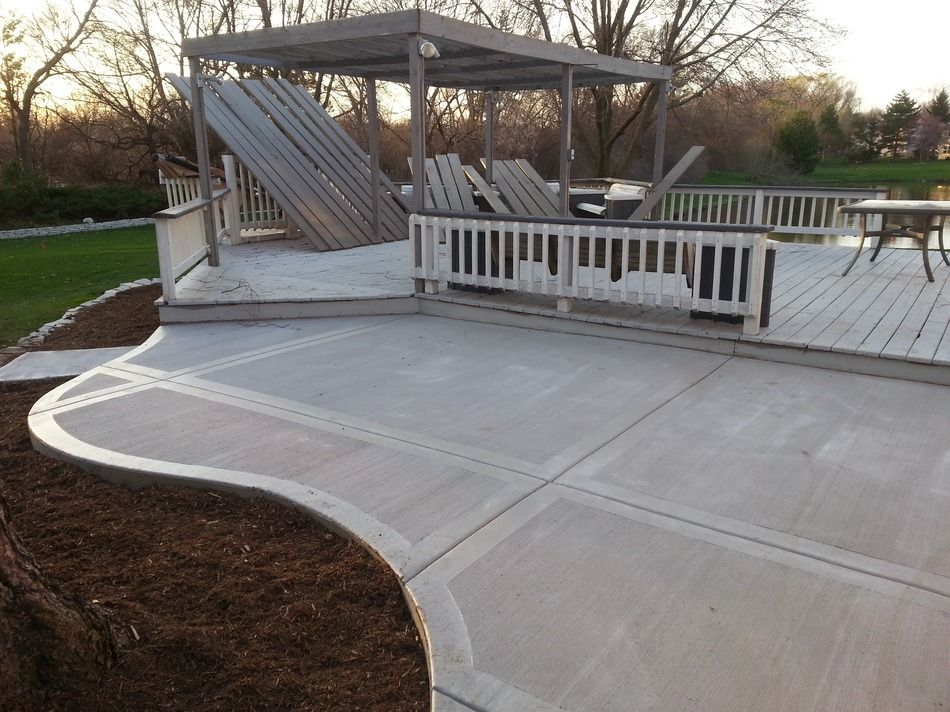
[{"left": 163, "top": 238, "right": 950, "bottom": 377}]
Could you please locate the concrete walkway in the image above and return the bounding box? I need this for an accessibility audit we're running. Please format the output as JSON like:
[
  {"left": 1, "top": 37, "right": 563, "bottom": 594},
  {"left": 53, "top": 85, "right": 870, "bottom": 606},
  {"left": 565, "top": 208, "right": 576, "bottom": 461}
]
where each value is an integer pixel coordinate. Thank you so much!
[
  {"left": 29, "top": 315, "right": 950, "bottom": 711},
  {"left": 0, "top": 347, "right": 134, "bottom": 381}
]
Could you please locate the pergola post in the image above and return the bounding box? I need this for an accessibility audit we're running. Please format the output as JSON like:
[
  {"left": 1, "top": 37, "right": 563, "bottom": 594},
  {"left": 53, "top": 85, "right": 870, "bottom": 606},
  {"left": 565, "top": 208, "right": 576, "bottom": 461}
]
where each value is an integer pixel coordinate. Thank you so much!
[
  {"left": 189, "top": 57, "right": 219, "bottom": 266},
  {"left": 557, "top": 63, "right": 575, "bottom": 313},
  {"left": 366, "top": 78, "right": 382, "bottom": 241},
  {"left": 408, "top": 34, "right": 426, "bottom": 213},
  {"left": 559, "top": 64, "right": 574, "bottom": 217},
  {"left": 484, "top": 91, "right": 495, "bottom": 184},
  {"left": 652, "top": 79, "right": 669, "bottom": 185}
]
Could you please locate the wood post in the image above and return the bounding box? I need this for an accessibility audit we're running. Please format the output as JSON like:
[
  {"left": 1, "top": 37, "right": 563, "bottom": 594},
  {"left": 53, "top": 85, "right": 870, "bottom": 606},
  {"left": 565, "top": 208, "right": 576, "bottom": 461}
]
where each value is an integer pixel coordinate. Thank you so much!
[
  {"left": 484, "top": 91, "right": 495, "bottom": 184},
  {"left": 652, "top": 79, "right": 669, "bottom": 186},
  {"left": 189, "top": 58, "right": 219, "bottom": 266},
  {"left": 366, "top": 78, "right": 382, "bottom": 241},
  {"left": 408, "top": 34, "right": 426, "bottom": 212},
  {"left": 559, "top": 64, "right": 573, "bottom": 217}
]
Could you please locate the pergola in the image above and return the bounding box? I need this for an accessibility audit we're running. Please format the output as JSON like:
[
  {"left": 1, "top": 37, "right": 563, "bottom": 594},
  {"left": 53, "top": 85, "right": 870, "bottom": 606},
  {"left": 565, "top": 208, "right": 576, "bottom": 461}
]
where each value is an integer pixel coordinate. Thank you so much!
[{"left": 180, "top": 9, "right": 672, "bottom": 226}]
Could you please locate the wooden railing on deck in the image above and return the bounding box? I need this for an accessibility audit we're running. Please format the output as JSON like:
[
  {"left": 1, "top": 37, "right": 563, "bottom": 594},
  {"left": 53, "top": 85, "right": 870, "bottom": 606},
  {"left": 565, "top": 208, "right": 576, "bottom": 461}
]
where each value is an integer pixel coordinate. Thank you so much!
[
  {"left": 655, "top": 185, "right": 887, "bottom": 235},
  {"left": 154, "top": 189, "right": 229, "bottom": 302},
  {"left": 411, "top": 210, "right": 772, "bottom": 335}
]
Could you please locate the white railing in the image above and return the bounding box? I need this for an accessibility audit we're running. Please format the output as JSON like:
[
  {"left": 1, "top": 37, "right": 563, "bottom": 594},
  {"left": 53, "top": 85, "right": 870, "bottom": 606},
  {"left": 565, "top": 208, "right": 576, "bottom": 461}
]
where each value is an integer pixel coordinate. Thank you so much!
[
  {"left": 655, "top": 186, "right": 887, "bottom": 235},
  {"left": 411, "top": 211, "right": 771, "bottom": 335},
  {"left": 154, "top": 189, "right": 229, "bottom": 302},
  {"left": 222, "top": 154, "right": 287, "bottom": 237},
  {"left": 161, "top": 157, "right": 289, "bottom": 245},
  {"left": 162, "top": 175, "right": 202, "bottom": 207}
]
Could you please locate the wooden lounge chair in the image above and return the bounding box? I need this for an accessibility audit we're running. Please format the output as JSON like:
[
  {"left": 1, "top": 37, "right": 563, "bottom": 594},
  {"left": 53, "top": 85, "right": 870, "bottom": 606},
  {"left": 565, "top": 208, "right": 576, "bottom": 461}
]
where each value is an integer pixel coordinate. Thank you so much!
[{"left": 466, "top": 159, "right": 691, "bottom": 285}]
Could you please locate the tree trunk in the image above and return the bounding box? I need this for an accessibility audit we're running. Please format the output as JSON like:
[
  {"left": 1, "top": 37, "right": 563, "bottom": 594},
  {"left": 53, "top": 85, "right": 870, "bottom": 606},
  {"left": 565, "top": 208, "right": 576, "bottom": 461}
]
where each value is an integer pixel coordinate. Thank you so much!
[
  {"left": 13, "top": 104, "right": 34, "bottom": 174},
  {"left": 0, "top": 494, "right": 117, "bottom": 707}
]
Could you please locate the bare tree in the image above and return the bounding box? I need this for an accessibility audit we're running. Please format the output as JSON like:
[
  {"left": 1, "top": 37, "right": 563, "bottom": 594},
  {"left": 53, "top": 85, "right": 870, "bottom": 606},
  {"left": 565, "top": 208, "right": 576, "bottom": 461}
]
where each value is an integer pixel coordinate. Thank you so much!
[
  {"left": 491, "top": 0, "right": 834, "bottom": 177},
  {"left": 0, "top": 1, "right": 99, "bottom": 173}
]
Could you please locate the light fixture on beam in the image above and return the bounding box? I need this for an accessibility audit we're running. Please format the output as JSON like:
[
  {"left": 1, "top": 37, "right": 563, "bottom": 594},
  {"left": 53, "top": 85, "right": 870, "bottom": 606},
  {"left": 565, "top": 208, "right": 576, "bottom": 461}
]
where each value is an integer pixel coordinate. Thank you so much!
[{"left": 419, "top": 40, "right": 440, "bottom": 59}]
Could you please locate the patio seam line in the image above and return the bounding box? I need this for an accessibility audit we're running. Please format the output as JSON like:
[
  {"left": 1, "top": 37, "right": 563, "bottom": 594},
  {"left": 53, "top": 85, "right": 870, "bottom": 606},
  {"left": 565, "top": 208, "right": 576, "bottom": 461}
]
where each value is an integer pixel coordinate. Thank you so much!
[
  {"left": 541, "top": 358, "right": 737, "bottom": 484},
  {"left": 107, "top": 314, "right": 409, "bottom": 382},
  {"left": 546, "top": 356, "right": 736, "bottom": 483},
  {"left": 555, "top": 479, "right": 950, "bottom": 603},
  {"left": 153, "top": 378, "right": 549, "bottom": 485}
]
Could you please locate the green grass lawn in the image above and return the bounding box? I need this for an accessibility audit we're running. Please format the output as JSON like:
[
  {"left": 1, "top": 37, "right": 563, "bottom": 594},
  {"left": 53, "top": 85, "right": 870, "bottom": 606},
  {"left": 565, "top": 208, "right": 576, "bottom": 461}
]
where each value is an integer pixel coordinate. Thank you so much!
[
  {"left": 703, "top": 159, "right": 950, "bottom": 187},
  {"left": 0, "top": 225, "right": 158, "bottom": 346}
]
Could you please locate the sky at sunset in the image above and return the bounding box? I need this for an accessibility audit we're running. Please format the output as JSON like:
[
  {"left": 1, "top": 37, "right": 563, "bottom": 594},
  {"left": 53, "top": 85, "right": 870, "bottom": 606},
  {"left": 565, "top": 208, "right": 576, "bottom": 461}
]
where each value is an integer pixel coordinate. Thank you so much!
[{"left": 815, "top": 0, "right": 950, "bottom": 110}]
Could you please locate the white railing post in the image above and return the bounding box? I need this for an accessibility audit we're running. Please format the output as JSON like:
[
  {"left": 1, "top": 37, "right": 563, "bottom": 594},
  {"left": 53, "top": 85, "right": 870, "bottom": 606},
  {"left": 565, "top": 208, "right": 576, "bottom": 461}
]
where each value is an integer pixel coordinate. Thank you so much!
[
  {"left": 742, "top": 232, "right": 768, "bottom": 336},
  {"left": 425, "top": 218, "right": 440, "bottom": 294},
  {"left": 222, "top": 154, "right": 242, "bottom": 244},
  {"left": 557, "top": 224, "right": 573, "bottom": 312},
  {"left": 155, "top": 219, "right": 177, "bottom": 302},
  {"left": 752, "top": 189, "right": 765, "bottom": 225}
]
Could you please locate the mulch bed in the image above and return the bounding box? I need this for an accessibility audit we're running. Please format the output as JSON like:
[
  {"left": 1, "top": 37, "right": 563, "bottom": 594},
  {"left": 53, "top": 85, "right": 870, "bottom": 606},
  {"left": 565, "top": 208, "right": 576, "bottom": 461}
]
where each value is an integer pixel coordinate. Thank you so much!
[
  {"left": 0, "top": 291, "right": 429, "bottom": 710},
  {"left": 34, "top": 284, "right": 164, "bottom": 351}
]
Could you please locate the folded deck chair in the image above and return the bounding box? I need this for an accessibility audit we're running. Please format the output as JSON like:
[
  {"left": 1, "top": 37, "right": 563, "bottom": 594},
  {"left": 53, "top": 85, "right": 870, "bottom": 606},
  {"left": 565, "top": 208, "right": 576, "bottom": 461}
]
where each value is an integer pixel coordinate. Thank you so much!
[
  {"left": 465, "top": 159, "right": 692, "bottom": 285},
  {"left": 408, "top": 153, "right": 478, "bottom": 212},
  {"left": 479, "top": 158, "right": 561, "bottom": 217}
]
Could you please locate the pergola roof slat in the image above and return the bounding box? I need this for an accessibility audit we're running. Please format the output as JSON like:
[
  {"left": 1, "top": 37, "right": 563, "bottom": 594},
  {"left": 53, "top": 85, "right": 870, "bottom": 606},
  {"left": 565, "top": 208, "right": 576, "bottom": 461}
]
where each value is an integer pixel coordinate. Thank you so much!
[{"left": 181, "top": 9, "right": 670, "bottom": 89}]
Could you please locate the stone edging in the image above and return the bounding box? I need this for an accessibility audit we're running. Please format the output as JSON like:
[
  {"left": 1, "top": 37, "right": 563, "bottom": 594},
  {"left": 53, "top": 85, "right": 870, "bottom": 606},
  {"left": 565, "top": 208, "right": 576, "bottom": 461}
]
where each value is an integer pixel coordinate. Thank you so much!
[
  {"left": 0, "top": 218, "right": 154, "bottom": 240},
  {"left": 17, "top": 278, "right": 162, "bottom": 349}
]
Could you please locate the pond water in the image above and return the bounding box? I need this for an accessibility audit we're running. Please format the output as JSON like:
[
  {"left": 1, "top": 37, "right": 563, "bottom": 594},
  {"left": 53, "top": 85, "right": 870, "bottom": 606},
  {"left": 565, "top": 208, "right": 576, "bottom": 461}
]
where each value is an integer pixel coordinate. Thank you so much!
[{"left": 773, "top": 181, "right": 950, "bottom": 248}]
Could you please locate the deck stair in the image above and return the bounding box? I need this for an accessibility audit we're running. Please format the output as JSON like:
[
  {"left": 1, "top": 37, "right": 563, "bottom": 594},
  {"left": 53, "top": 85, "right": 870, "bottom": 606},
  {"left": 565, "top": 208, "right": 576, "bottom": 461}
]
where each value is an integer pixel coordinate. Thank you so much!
[{"left": 168, "top": 75, "right": 408, "bottom": 251}]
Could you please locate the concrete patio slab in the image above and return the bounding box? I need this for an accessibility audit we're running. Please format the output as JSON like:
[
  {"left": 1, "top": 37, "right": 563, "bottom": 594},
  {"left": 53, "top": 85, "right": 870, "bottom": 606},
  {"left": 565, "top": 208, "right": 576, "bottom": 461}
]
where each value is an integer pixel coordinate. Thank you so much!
[
  {"left": 559, "top": 357, "right": 950, "bottom": 581},
  {"left": 184, "top": 316, "right": 727, "bottom": 477},
  {"left": 417, "top": 486, "right": 950, "bottom": 711},
  {"left": 0, "top": 347, "right": 134, "bottom": 382},
  {"left": 27, "top": 313, "right": 950, "bottom": 711}
]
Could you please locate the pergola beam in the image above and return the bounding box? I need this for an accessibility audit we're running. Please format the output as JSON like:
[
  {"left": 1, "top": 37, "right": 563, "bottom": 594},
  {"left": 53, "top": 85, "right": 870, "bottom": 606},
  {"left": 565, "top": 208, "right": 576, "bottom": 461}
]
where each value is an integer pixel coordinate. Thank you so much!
[{"left": 181, "top": 10, "right": 671, "bottom": 89}]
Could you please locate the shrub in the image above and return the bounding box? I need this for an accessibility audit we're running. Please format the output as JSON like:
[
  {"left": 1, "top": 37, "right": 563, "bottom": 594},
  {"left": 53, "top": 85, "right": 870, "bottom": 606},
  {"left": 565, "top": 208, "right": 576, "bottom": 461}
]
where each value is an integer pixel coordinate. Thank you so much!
[{"left": 0, "top": 163, "right": 166, "bottom": 229}]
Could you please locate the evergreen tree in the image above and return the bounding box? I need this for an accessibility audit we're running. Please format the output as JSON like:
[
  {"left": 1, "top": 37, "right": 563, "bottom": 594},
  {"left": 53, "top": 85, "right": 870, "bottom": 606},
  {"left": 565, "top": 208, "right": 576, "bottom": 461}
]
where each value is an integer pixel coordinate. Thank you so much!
[
  {"left": 847, "top": 112, "right": 882, "bottom": 162},
  {"left": 775, "top": 111, "right": 822, "bottom": 173},
  {"left": 927, "top": 89, "right": 950, "bottom": 123},
  {"left": 880, "top": 90, "right": 920, "bottom": 156},
  {"left": 818, "top": 105, "right": 846, "bottom": 158}
]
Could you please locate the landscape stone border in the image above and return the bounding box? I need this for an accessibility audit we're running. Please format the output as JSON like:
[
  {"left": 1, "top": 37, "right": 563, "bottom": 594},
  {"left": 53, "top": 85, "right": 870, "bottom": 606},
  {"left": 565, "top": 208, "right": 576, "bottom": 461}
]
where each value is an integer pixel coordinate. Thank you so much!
[
  {"left": 0, "top": 218, "right": 154, "bottom": 241},
  {"left": 16, "top": 278, "right": 162, "bottom": 349}
]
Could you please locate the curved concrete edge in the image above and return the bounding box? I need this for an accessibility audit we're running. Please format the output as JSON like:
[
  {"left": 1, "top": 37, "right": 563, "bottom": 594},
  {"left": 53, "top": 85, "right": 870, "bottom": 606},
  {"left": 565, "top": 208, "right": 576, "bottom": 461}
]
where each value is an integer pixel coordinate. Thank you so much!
[{"left": 27, "top": 386, "right": 495, "bottom": 712}]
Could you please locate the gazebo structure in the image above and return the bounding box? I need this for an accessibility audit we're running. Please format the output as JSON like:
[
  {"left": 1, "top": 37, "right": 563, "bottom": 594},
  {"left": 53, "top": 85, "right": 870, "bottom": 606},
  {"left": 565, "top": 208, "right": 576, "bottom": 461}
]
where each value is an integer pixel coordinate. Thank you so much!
[
  {"left": 163, "top": 11, "right": 880, "bottom": 336},
  {"left": 180, "top": 9, "right": 674, "bottom": 222}
]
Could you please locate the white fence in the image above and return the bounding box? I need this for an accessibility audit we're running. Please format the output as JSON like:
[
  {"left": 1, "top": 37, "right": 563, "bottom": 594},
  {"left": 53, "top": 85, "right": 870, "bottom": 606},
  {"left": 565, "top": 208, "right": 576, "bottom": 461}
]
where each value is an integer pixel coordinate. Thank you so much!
[
  {"left": 222, "top": 155, "right": 287, "bottom": 233},
  {"left": 411, "top": 211, "right": 771, "bottom": 335},
  {"left": 161, "top": 156, "right": 289, "bottom": 243},
  {"left": 654, "top": 186, "right": 887, "bottom": 235},
  {"left": 154, "top": 189, "right": 229, "bottom": 301}
]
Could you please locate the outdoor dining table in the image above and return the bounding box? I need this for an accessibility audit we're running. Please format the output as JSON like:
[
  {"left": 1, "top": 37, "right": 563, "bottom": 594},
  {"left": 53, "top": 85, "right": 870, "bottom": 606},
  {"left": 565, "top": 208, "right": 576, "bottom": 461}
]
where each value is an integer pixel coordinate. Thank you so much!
[{"left": 838, "top": 200, "right": 950, "bottom": 282}]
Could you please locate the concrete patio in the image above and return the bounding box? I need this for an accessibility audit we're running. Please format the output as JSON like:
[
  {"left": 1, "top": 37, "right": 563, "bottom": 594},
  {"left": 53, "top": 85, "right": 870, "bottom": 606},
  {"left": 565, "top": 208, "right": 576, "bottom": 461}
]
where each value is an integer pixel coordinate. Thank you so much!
[{"left": 29, "top": 313, "right": 950, "bottom": 711}]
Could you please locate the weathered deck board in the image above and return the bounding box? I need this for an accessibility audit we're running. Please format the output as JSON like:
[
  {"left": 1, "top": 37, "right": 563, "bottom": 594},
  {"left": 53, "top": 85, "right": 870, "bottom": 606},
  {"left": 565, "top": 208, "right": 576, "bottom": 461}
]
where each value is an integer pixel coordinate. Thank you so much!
[
  {"left": 881, "top": 263, "right": 950, "bottom": 362},
  {"left": 808, "top": 249, "right": 921, "bottom": 352}
]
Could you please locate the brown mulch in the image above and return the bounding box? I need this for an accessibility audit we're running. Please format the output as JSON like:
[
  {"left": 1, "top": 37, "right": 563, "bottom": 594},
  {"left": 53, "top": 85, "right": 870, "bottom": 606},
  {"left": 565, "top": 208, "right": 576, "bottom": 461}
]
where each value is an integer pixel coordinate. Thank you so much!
[
  {"left": 33, "top": 284, "right": 164, "bottom": 351},
  {"left": 0, "top": 291, "right": 430, "bottom": 710}
]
